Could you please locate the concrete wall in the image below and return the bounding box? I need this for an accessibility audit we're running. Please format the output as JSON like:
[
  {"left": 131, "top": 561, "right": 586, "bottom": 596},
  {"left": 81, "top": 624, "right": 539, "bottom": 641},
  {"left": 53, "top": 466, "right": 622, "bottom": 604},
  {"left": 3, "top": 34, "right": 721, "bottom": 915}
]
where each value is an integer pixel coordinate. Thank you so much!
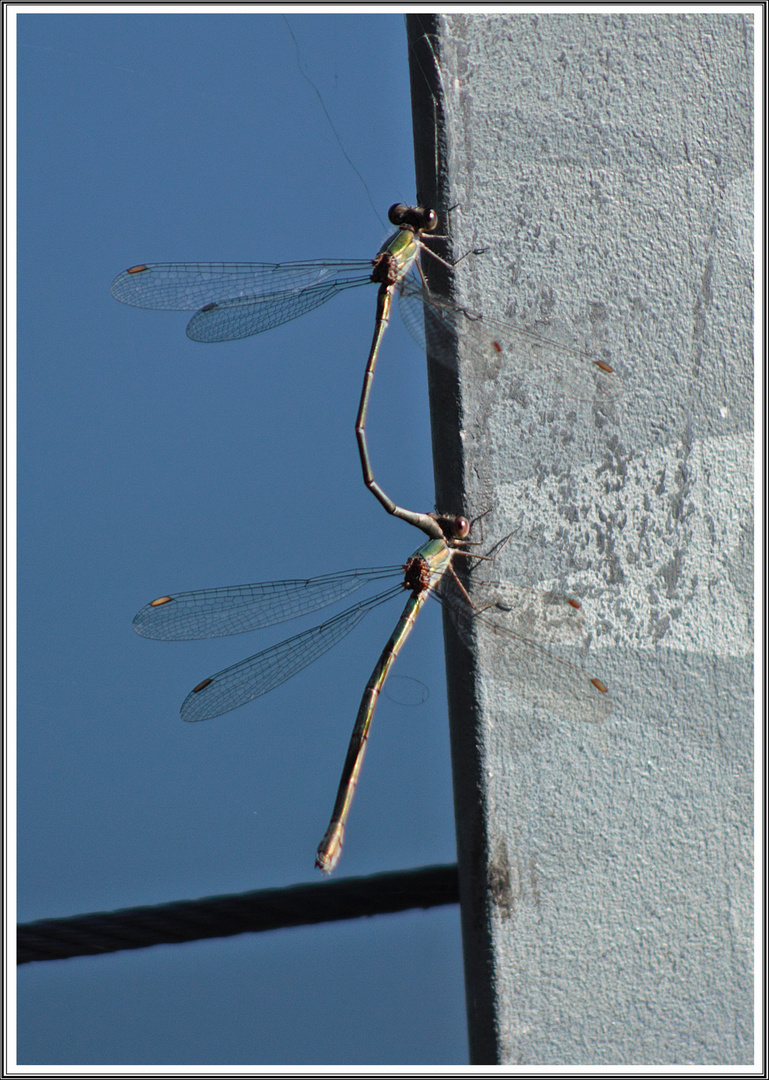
[{"left": 408, "top": 12, "right": 753, "bottom": 1065}]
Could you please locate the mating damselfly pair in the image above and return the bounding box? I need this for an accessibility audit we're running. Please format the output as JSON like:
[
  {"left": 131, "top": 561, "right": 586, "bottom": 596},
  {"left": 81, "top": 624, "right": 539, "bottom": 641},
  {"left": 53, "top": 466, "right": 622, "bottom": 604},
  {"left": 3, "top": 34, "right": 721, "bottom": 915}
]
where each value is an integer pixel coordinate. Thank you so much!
[{"left": 114, "top": 203, "right": 618, "bottom": 871}]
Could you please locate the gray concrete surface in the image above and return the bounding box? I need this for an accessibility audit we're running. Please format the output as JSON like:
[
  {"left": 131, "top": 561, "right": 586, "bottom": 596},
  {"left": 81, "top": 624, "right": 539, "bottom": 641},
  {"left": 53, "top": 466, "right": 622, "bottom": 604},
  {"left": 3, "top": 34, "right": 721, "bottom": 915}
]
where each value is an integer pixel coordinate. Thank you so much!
[{"left": 407, "top": 12, "right": 754, "bottom": 1065}]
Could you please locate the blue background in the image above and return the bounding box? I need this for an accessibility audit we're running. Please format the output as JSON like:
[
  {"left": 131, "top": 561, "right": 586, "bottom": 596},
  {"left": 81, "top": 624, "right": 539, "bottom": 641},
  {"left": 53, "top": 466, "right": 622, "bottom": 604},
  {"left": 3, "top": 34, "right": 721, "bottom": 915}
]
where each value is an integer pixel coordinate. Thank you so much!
[{"left": 16, "top": 12, "right": 468, "bottom": 1066}]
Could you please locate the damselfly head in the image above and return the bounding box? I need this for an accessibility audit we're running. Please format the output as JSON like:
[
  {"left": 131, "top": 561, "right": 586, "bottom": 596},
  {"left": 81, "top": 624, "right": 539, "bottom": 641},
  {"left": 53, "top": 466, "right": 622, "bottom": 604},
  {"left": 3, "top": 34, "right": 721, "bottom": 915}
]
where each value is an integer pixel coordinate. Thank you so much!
[
  {"left": 430, "top": 514, "right": 471, "bottom": 541},
  {"left": 419, "top": 207, "right": 439, "bottom": 233},
  {"left": 388, "top": 203, "right": 438, "bottom": 234},
  {"left": 452, "top": 516, "right": 471, "bottom": 540}
]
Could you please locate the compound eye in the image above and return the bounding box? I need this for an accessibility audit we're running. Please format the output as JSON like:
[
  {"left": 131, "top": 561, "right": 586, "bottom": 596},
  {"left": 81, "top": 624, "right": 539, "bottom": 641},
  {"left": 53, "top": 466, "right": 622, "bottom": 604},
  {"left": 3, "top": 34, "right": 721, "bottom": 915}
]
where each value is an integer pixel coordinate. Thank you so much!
[
  {"left": 422, "top": 208, "right": 439, "bottom": 233},
  {"left": 434, "top": 514, "right": 471, "bottom": 539},
  {"left": 388, "top": 203, "right": 409, "bottom": 225}
]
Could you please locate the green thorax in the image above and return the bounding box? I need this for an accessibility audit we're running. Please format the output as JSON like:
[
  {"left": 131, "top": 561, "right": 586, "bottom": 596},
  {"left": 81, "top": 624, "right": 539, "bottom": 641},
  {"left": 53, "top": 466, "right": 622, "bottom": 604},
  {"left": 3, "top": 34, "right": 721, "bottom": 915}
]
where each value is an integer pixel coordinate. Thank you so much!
[
  {"left": 376, "top": 225, "right": 420, "bottom": 277},
  {"left": 412, "top": 536, "right": 453, "bottom": 578}
]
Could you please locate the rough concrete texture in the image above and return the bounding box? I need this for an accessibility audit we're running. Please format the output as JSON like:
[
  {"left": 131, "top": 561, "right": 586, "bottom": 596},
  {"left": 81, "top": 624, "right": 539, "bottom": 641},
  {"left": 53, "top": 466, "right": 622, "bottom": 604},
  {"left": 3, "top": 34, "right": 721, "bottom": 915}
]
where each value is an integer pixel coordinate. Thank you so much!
[{"left": 407, "top": 12, "right": 753, "bottom": 1065}]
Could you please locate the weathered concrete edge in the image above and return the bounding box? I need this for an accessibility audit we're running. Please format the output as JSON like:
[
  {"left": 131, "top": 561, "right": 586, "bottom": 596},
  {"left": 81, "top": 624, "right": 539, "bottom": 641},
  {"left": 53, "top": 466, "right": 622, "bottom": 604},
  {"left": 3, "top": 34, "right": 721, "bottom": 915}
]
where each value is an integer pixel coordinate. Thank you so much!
[{"left": 406, "top": 14, "right": 500, "bottom": 1066}]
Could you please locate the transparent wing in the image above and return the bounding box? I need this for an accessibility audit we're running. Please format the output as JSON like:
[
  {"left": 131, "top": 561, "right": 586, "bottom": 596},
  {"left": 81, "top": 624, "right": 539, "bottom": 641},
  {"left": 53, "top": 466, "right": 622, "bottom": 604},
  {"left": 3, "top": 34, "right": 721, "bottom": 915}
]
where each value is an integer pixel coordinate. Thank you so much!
[
  {"left": 133, "top": 566, "right": 402, "bottom": 641},
  {"left": 397, "top": 276, "right": 622, "bottom": 405},
  {"left": 185, "top": 279, "right": 362, "bottom": 342},
  {"left": 458, "top": 579, "right": 588, "bottom": 645},
  {"left": 438, "top": 574, "right": 612, "bottom": 723},
  {"left": 180, "top": 586, "right": 402, "bottom": 722},
  {"left": 111, "top": 260, "right": 374, "bottom": 310},
  {"left": 110, "top": 259, "right": 374, "bottom": 342}
]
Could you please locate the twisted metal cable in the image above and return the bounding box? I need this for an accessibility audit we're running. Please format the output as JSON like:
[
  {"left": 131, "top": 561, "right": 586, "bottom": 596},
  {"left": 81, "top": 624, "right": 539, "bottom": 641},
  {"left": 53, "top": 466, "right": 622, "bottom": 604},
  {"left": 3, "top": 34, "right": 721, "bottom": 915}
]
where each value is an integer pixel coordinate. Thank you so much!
[{"left": 18, "top": 863, "right": 459, "bottom": 964}]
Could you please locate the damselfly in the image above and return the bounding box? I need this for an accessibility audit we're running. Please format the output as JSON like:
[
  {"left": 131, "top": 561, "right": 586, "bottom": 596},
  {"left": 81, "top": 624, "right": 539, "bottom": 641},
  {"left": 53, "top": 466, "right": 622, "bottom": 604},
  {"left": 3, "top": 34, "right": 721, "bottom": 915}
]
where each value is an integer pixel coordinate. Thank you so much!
[
  {"left": 112, "top": 205, "right": 620, "bottom": 538},
  {"left": 133, "top": 515, "right": 610, "bottom": 872}
]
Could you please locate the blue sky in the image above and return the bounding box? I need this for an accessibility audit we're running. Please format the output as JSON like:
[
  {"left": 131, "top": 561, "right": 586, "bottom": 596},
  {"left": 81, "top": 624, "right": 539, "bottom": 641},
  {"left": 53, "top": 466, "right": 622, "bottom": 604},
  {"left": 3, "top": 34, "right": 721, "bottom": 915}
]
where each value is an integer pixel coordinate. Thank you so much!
[{"left": 14, "top": 11, "right": 468, "bottom": 1066}]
